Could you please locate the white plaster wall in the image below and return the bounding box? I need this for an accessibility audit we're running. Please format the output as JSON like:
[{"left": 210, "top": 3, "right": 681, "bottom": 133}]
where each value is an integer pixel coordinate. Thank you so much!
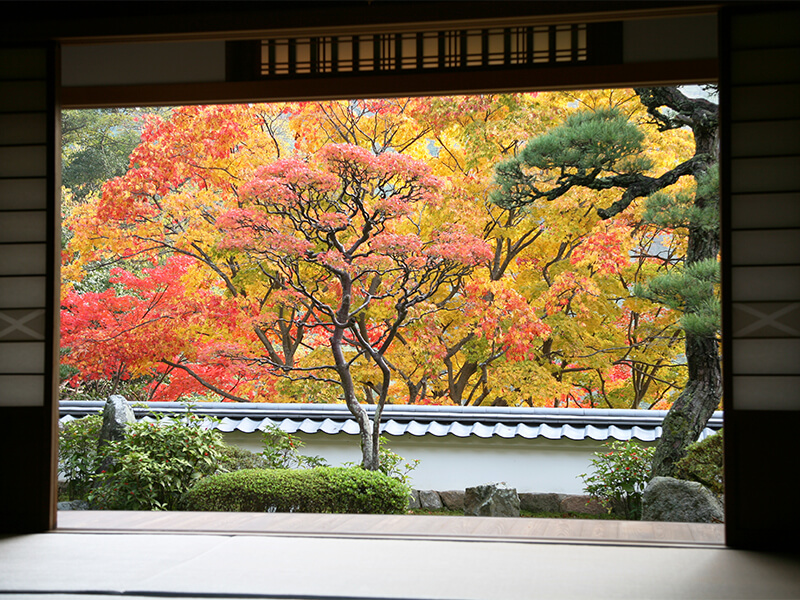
[{"left": 220, "top": 431, "right": 655, "bottom": 495}]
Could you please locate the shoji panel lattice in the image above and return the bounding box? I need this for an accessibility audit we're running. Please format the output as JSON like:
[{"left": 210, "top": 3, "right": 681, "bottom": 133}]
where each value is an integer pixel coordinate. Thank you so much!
[
  {"left": 0, "top": 46, "right": 54, "bottom": 407},
  {"left": 256, "top": 23, "right": 598, "bottom": 79},
  {"left": 728, "top": 9, "right": 800, "bottom": 411}
]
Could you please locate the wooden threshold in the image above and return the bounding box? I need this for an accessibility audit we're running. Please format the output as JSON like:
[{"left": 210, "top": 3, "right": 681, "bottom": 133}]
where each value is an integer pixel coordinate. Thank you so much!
[{"left": 56, "top": 510, "right": 725, "bottom": 548}]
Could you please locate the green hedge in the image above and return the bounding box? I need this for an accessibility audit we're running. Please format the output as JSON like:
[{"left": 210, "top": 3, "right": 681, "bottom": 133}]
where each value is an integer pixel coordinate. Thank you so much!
[{"left": 181, "top": 467, "right": 409, "bottom": 514}]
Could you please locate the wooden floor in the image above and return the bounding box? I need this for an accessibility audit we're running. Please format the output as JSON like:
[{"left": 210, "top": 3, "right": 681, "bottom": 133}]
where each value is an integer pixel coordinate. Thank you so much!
[{"left": 57, "top": 510, "right": 725, "bottom": 547}]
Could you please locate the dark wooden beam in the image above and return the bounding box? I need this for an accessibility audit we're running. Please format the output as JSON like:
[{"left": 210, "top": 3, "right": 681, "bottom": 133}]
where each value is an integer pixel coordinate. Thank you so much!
[
  {"left": 62, "top": 59, "right": 718, "bottom": 109},
  {"left": 2, "top": 2, "right": 721, "bottom": 44}
]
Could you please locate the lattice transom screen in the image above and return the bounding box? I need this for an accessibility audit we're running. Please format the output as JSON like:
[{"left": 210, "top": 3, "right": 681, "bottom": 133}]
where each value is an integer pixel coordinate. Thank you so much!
[{"left": 259, "top": 24, "right": 590, "bottom": 77}]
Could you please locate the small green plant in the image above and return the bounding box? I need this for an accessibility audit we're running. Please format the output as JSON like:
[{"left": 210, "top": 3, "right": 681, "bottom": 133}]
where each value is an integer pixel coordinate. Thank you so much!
[
  {"left": 580, "top": 440, "right": 655, "bottom": 519},
  {"left": 181, "top": 466, "right": 409, "bottom": 514},
  {"left": 259, "top": 423, "right": 328, "bottom": 469},
  {"left": 377, "top": 436, "right": 419, "bottom": 486},
  {"left": 89, "top": 412, "right": 224, "bottom": 510},
  {"left": 343, "top": 436, "right": 419, "bottom": 490},
  {"left": 674, "top": 429, "right": 723, "bottom": 495},
  {"left": 58, "top": 414, "right": 103, "bottom": 500}
]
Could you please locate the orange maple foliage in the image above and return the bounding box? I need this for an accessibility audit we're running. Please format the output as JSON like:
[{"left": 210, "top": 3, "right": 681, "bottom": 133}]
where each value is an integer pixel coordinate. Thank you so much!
[{"left": 63, "top": 91, "right": 692, "bottom": 410}]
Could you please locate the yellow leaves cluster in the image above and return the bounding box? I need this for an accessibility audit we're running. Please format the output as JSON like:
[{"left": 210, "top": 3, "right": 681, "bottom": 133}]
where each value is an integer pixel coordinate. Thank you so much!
[{"left": 64, "top": 91, "right": 697, "bottom": 409}]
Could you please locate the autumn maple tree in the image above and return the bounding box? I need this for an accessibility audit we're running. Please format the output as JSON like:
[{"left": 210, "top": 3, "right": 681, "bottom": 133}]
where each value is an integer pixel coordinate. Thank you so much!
[
  {"left": 217, "top": 143, "right": 491, "bottom": 468},
  {"left": 62, "top": 90, "right": 707, "bottom": 469}
]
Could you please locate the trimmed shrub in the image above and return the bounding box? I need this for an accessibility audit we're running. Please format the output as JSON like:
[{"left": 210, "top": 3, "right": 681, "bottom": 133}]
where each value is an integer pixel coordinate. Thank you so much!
[
  {"left": 181, "top": 467, "right": 409, "bottom": 514},
  {"left": 674, "top": 429, "right": 723, "bottom": 495}
]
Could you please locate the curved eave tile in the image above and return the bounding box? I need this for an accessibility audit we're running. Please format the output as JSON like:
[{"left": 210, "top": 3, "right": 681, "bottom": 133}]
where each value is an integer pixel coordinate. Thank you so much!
[
  {"left": 236, "top": 417, "right": 268, "bottom": 434},
  {"left": 584, "top": 425, "right": 610, "bottom": 441},
  {"left": 630, "top": 426, "right": 659, "bottom": 442},
  {"left": 296, "top": 418, "right": 323, "bottom": 434},
  {"left": 57, "top": 405, "right": 718, "bottom": 442},
  {"left": 381, "top": 420, "right": 407, "bottom": 436},
  {"left": 403, "top": 420, "right": 431, "bottom": 437}
]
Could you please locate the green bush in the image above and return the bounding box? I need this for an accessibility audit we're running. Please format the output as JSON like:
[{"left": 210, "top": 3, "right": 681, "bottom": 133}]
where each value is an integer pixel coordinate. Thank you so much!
[
  {"left": 343, "top": 436, "right": 419, "bottom": 486},
  {"left": 59, "top": 414, "right": 103, "bottom": 500},
  {"left": 181, "top": 466, "right": 409, "bottom": 514},
  {"left": 580, "top": 440, "right": 655, "bottom": 519},
  {"left": 260, "top": 424, "right": 328, "bottom": 469},
  {"left": 89, "top": 413, "right": 224, "bottom": 510},
  {"left": 216, "top": 444, "right": 269, "bottom": 473},
  {"left": 674, "top": 429, "right": 723, "bottom": 495}
]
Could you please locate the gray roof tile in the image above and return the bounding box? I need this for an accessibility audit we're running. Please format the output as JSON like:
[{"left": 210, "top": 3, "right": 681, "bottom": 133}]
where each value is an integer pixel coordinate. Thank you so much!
[{"left": 59, "top": 401, "right": 722, "bottom": 442}]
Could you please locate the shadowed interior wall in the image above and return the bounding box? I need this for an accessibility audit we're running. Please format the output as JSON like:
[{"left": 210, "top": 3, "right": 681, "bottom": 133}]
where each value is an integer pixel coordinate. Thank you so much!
[
  {"left": 722, "top": 5, "right": 800, "bottom": 550},
  {"left": 0, "top": 43, "right": 59, "bottom": 532}
]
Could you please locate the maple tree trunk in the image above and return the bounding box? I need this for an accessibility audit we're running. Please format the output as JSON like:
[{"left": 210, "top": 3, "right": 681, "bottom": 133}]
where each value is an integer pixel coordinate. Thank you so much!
[{"left": 331, "top": 276, "right": 381, "bottom": 471}]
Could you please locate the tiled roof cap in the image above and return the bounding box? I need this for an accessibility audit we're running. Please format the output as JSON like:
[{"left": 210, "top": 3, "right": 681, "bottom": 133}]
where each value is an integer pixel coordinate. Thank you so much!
[{"left": 59, "top": 401, "right": 722, "bottom": 442}]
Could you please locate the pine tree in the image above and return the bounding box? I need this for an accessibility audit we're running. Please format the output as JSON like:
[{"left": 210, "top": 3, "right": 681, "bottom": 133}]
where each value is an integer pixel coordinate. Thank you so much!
[{"left": 492, "top": 87, "right": 720, "bottom": 477}]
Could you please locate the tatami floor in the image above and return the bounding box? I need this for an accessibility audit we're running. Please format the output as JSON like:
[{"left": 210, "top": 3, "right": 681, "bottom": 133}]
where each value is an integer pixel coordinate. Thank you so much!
[{"left": 1, "top": 511, "right": 799, "bottom": 599}]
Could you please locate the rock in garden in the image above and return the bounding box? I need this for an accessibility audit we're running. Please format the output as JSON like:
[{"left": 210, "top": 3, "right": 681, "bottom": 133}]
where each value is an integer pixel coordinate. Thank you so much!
[
  {"left": 464, "top": 483, "right": 520, "bottom": 517},
  {"left": 407, "top": 489, "right": 420, "bottom": 509},
  {"left": 642, "top": 476, "right": 724, "bottom": 523},
  {"left": 57, "top": 500, "right": 90, "bottom": 510},
  {"left": 519, "top": 492, "right": 565, "bottom": 513},
  {"left": 438, "top": 490, "right": 465, "bottom": 510},
  {"left": 99, "top": 395, "right": 135, "bottom": 446},
  {"left": 418, "top": 489, "right": 443, "bottom": 510},
  {"left": 96, "top": 395, "right": 136, "bottom": 474}
]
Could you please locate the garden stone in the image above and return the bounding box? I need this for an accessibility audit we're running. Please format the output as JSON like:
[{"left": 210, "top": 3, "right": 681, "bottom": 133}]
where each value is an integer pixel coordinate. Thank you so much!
[
  {"left": 642, "top": 476, "right": 724, "bottom": 523},
  {"left": 96, "top": 395, "right": 136, "bottom": 474},
  {"left": 519, "top": 492, "right": 565, "bottom": 513},
  {"left": 58, "top": 500, "right": 90, "bottom": 510},
  {"left": 560, "top": 494, "right": 606, "bottom": 515},
  {"left": 99, "top": 395, "right": 135, "bottom": 446},
  {"left": 464, "top": 483, "right": 520, "bottom": 517},
  {"left": 418, "top": 489, "right": 443, "bottom": 510},
  {"left": 407, "top": 489, "right": 420, "bottom": 509},
  {"left": 438, "top": 490, "right": 465, "bottom": 510}
]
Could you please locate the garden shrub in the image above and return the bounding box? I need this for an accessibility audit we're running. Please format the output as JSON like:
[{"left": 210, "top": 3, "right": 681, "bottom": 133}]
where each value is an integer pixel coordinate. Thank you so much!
[
  {"left": 580, "top": 440, "right": 655, "bottom": 519},
  {"left": 344, "top": 436, "right": 419, "bottom": 485},
  {"left": 181, "top": 466, "right": 409, "bottom": 514},
  {"left": 674, "top": 429, "right": 723, "bottom": 495},
  {"left": 260, "top": 423, "right": 328, "bottom": 469},
  {"left": 377, "top": 436, "right": 419, "bottom": 485},
  {"left": 216, "top": 444, "right": 269, "bottom": 473},
  {"left": 59, "top": 414, "right": 103, "bottom": 500},
  {"left": 89, "top": 412, "right": 224, "bottom": 510}
]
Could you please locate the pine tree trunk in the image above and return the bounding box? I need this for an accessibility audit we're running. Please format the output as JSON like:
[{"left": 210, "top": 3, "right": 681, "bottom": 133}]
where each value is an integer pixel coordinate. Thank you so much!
[{"left": 651, "top": 332, "right": 721, "bottom": 476}]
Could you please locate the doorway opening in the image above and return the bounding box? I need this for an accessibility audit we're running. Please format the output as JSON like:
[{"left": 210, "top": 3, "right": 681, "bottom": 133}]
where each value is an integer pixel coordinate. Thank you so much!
[{"left": 58, "top": 86, "right": 722, "bottom": 534}]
